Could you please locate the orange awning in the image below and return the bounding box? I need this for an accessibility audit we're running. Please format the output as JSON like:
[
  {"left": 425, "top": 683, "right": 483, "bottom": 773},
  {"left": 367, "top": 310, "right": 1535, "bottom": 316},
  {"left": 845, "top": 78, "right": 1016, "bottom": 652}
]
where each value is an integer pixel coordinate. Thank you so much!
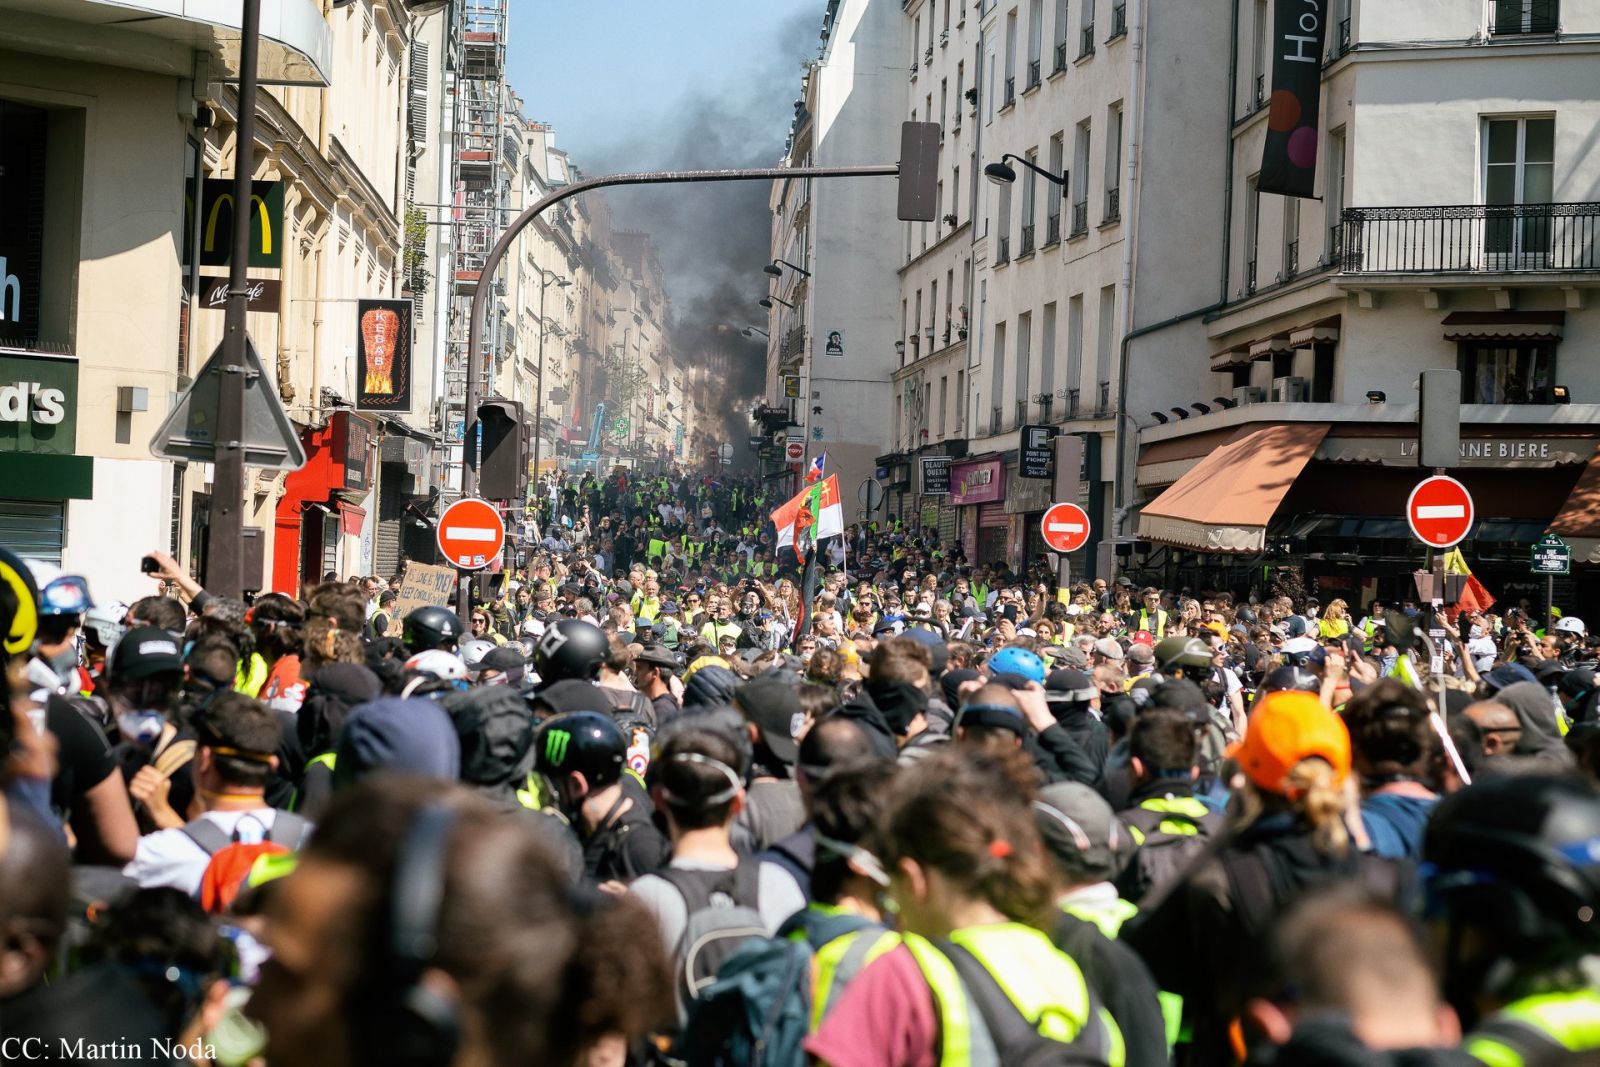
[
  {"left": 1137, "top": 423, "right": 1330, "bottom": 552},
  {"left": 1549, "top": 444, "right": 1600, "bottom": 563}
]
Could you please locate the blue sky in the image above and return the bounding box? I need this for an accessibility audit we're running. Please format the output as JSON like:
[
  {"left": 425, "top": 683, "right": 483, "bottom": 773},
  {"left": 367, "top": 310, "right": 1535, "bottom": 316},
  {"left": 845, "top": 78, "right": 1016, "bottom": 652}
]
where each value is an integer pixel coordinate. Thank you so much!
[{"left": 506, "top": 1, "right": 820, "bottom": 170}]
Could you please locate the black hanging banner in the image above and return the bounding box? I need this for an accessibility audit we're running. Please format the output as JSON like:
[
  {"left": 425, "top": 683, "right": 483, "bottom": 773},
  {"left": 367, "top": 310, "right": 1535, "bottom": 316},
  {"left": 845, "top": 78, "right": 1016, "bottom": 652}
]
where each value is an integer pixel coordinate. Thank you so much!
[{"left": 1259, "top": 0, "right": 1328, "bottom": 199}]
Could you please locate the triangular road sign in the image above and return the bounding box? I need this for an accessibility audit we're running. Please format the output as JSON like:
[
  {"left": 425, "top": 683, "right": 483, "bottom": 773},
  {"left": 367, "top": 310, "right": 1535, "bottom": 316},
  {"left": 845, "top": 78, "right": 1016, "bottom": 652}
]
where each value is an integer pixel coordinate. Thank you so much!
[{"left": 150, "top": 336, "right": 306, "bottom": 470}]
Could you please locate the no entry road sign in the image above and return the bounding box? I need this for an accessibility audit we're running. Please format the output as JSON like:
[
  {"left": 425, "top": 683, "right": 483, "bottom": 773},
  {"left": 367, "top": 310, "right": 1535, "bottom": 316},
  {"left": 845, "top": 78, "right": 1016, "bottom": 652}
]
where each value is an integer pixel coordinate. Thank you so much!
[
  {"left": 1406, "top": 475, "right": 1474, "bottom": 549},
  {"left": 1041, "top": 502, "right": 1092, "bottom": 554},
  {"left": 437, "top": 497, "right": 505, "bottom": 570}
]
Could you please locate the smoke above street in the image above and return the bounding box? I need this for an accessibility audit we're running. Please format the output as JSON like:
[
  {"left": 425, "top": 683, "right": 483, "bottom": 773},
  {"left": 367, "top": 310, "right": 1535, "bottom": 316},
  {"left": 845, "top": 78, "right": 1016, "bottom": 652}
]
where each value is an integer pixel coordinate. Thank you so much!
[{"left": 584, "top": 7, "right": 816, "bottom": 455}]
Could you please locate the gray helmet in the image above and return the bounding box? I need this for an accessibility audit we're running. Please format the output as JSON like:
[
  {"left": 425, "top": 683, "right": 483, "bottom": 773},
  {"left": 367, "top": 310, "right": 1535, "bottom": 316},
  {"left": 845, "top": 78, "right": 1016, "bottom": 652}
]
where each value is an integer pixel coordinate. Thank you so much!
[
  {"left": 1154, "top": 635, "right": 1212, "bottom": 672},
  {"left": 458, "top": 637, "right": 497, "bottom": 673}
]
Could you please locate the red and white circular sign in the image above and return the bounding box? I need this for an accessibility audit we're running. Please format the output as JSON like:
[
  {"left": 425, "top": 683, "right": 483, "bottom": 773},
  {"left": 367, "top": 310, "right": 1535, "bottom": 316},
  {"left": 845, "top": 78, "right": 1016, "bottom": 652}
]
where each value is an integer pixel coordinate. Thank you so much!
[
  {"left": 1406, "top": 475, "right": 1474, "bottom": 548},
  {"left": 1040, "top": 502, "right": 1092, "bottom": 553},
  {"left": 437, "top": 497, "right": 506, "bottom": 570},
  {"left": 785, "top": 442, "right": 805, "bottom": 462}
]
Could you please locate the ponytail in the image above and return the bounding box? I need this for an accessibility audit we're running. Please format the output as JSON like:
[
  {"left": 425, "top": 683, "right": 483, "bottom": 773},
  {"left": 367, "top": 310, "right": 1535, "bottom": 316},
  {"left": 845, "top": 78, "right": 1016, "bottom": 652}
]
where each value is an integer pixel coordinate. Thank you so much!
[{"left": 1285, "top": 757, "right": 1351, "bottom": 856}]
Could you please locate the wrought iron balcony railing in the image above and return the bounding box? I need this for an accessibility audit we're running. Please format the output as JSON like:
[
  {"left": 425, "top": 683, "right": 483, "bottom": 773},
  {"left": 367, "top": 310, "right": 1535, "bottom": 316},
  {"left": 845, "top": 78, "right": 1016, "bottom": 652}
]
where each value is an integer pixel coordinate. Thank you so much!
[
  {"left": 1070, "top": 201, "right": 1089, "bottom": 237},
  {"left": 1019, "top": 224, "right": 1035, "bottom": 256},
  {"left": 1338, "top": 203, "right": 1600, "bottom": 274},
  {"left": 1492, "top": 0, "right": 1558, "bottom": 35}
]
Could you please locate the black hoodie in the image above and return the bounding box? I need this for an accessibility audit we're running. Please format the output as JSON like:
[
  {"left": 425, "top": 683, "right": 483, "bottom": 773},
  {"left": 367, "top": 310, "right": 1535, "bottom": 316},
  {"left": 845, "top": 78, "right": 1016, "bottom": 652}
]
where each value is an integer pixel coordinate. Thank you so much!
[{"left": 831, "top": 687, "right": 900, "bottom": 760}]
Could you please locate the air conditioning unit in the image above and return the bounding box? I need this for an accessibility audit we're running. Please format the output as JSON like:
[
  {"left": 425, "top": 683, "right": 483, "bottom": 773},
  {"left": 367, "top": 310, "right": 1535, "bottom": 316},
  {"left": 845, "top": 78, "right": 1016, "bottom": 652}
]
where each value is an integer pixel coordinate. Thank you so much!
[
  {"left": 1232, "top": 386, "right": 1266, "bottom": 405},
  {"left": 1270, "top": 376, "right": 1309, "bottom": 403}
]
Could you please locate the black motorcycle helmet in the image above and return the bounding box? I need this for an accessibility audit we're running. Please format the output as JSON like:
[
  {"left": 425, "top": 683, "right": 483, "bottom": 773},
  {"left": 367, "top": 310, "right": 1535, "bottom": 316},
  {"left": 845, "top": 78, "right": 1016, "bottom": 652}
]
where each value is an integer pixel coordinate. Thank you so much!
[
  {"left": 1422, "top": 775, "right": 1600, "bottom": 1022},
  {"left": 534, "top": 711, "right": 627, "bottom": 797},
  {"left": 403, "top": 605, "right": 464, "bottom": 654},
  {"left": 1257, "top": 664, "right": 1322, "bottom": 695},
  {"left": 533, "top": 618, "right": 608, "bottom": 684}
]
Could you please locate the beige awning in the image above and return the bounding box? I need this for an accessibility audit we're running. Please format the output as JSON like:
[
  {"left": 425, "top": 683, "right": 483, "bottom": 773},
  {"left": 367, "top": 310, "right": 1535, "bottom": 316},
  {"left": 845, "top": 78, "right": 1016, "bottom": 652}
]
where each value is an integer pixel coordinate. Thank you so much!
[
  {"left": 1549, "top": 444, "right": 1600, "bottom": 563},
  {"left": 1138, "top": 423, "right": 1331, "bottom": 553},
  {"left": 1442, "top": 310, "right": 1565, "bottom": 341}
]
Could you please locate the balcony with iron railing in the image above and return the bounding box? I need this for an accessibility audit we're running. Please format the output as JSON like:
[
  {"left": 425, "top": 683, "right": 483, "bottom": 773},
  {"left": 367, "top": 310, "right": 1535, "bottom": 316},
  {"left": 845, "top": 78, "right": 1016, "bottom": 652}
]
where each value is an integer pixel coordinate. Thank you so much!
[
  {"left": 1253, "top": 74, "right": 1265, "bottom": 111},
  {"left": 1284, "top": 240, "right": 1299, "bottom": 280},
  {"left": 996, "top": 235, "right": 1011, "bottom": 264},
  {"left": 1098, "top": 381, "right": 1111, "bottom": 413},
  {"left": 1070, "top": 201, "right": 1089, "bottom": 237},
  {"left": 1065, "top": 388, "right": 1080, "bottom": 418},
  {"left": 1079, "top": 24, "right": 1096, "bottom": 58},
  {"left": 1246, "top": 259, "right": 1258, "bottom": 294},
  {"left": 1003, "top": 76, "right": 1016, "bottom": 107},
  {"left": 1054, "top": 40, "right": 1069, "bottom": 71},
  {"left": 1104, "top": 187, "right": 1120, "bottom": 224},
  {"left": 1027, "top": 59, "right": 1041, "bottom": 90},
  {"left": 1492, "top": 0, "right": 1558, "bottom": 35},
  {"left": 1336, "top": 203, "right": 1600, "bottom": 275},
  {"left": 1337, "top": 16, "right": 1351, "bottom": 54},
  {"left": 990, "top": 406, "right": 1003, "bottom": 435},
  {"left": 1037, "top": 394, "right": 1054, "bottom": 421},
  {"left": 1045, "top": 213, "right": 1061, "bottom": 246},
  {"left": 1110, "top": 2, "right": 1127, "bottom": 38},
  {"left": 1019, "top": 224, "right": 1035, "bottom": 256},
  {"left": 1015, "top": 399, "right": 1028, "bottom": 428}
]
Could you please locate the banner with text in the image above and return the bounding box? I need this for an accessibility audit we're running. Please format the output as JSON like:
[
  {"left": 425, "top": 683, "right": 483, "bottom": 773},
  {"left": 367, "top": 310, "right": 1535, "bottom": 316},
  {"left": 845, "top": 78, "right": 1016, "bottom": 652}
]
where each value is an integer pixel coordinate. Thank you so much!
[
  {"left": 1259, "top": 0, "right": 1328, "bottom": 198},
  {"left": 394, "top": 561, "right": 458, "bottom": 620},
  {"left": 355, "top": 299, "right": 414, "bottom": 413}
]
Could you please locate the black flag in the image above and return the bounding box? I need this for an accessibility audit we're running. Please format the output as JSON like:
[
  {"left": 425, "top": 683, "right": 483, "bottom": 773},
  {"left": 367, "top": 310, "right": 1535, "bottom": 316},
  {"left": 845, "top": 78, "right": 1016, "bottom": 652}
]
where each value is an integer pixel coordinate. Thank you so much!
[
  {"left": 792, "top": 544, "right": 820, "bottom": 646},
  {"left": 1259, "top": 0, "right": 1328, "bottom": 198}
]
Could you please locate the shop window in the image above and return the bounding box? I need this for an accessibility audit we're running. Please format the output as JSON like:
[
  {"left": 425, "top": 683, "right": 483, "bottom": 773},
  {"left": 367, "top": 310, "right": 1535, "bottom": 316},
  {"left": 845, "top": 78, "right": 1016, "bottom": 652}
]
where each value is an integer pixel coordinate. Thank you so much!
[
  {"left": 0, "top": 99, "right": 83, "bottom": 351},
  {"left": 1458, "top": 341, "right": 1554, "bottom": 404}
]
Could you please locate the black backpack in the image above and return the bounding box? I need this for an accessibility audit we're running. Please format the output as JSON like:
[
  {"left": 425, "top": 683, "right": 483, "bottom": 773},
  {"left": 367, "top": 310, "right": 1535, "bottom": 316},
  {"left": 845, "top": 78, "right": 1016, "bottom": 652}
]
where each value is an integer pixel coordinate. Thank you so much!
[
  {"left": 655, "top": 861, "right": 768, "bottom": 1015},
  {"left": 933, "top": 941, "right": 1116, "bottom": 1067},
  {"left": 1117, "top": 805, "right": 1223, "bottom": 905}
]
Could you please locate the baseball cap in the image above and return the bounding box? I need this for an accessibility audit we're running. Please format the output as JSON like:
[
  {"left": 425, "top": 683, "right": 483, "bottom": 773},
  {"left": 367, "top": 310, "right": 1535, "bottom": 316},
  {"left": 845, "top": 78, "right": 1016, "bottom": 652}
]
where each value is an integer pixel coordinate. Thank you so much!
[
  {"left": 1130, "top": 630, "right": 1155, "bottom": 646},
  {"left": 1033, "top": 782, "right": 1131, "bottom": 883},
  {"left": 734, "top": 675, "right": 802, "bottom": 766},
  {"left": 1227, "top": 690, "right": 1350, "bottom": 798},
  {"left": 110, "top": 626, "right": 183, "bottom": 680},
  {"left": 1092, "top": 637, "right": 1125, "bottom": 662},
  {"left": 1044, "top": 669, "right": 1097, "bottom": 703}
]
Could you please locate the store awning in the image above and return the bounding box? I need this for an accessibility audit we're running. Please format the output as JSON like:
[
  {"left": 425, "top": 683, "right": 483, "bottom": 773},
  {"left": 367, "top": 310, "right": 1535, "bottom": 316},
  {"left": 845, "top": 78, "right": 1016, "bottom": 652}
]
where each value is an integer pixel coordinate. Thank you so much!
[
  {"left": 1138, "top": 423, "right": 1330, "bottom": 552},
  {"left": 1548, "top": 444, "right": 1600, "bottom": 563},
  {"left": 1442, "top": 310, "right": 1565, "bottom": 342}
]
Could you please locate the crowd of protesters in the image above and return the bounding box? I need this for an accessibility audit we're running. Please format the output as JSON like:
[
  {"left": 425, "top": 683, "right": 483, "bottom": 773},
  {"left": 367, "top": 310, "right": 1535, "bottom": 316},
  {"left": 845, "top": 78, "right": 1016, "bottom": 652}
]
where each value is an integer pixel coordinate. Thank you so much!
[{"left": 2, "top": 463, "right": 1598, "bottom": 1067}]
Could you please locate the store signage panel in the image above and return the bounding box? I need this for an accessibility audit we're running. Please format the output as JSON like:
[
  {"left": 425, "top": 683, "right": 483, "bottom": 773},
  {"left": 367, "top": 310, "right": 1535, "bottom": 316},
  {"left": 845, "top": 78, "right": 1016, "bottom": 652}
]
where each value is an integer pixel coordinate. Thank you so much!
[{"left": 0, "top": 350, "right": 76, "bottom": 453}]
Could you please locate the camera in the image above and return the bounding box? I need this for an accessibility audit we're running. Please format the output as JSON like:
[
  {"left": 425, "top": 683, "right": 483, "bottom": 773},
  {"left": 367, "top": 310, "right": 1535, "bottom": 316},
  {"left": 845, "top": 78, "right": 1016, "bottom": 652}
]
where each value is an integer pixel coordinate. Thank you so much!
[{"left": 140, "top": 555, "right": 159, "bottom": 575}]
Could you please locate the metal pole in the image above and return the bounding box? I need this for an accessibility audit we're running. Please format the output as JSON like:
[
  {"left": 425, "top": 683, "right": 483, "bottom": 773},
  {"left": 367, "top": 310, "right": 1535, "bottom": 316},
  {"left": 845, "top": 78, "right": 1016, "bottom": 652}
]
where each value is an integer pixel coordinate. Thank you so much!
[
  {"left": 207, "top": 0, "right": 262, "bottom": 599},
  {"left": 532, "top": 271, "right": 549, "bottom": 519}
]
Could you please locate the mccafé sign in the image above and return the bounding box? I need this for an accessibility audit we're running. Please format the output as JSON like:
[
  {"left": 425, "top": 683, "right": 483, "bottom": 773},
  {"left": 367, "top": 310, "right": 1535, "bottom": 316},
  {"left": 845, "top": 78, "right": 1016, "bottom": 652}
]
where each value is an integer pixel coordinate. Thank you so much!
[{"left": 0, "top": 350, "right": 77, "bottom": 452}]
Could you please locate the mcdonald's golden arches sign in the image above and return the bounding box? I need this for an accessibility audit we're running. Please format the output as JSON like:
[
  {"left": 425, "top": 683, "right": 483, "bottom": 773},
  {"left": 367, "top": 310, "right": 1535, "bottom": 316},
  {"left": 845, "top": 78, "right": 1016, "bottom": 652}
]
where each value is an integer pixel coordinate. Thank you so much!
[{"left": 188, "top": 179, "right": 284, "bottom": 269}]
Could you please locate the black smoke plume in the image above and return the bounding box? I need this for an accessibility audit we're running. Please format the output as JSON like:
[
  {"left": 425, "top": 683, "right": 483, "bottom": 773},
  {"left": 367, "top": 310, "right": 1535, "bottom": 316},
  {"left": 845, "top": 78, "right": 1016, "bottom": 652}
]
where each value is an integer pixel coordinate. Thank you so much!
[{"left": 585, "top": 8, "right": 817, "bottom": 462}]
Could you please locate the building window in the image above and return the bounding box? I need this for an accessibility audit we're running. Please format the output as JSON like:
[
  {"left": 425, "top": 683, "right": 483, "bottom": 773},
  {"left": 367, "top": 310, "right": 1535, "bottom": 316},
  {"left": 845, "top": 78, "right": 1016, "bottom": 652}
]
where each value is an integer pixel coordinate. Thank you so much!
[
  {"left": 1493, "top": 0, "right": 1558, "bottom": 35},
  {"left": 1312, "top": 343, "right": 1335, "bottom": 402},
  {"left": 1066, "top": 293, "right": 1084, "bottom": 397},
  {"left": 993, "top": 321, "right": 1007, "bottom": 428},
  {"left": 1027, "top": 0, "right": 1044, "bottom": 87},
  {"left": 1053, "top": 0, "right": 1069, "bottom": 70},
  {"left": 1071, "top": 121, "right": 1091, "bottom": 236},
  {"left": 1483, "top": 116, "right": 1555, "bottom": 263},
  {"left": 1040, "top": 301, "right": 1057, "bottom": 414},
  {"left": 1016, "top": 311, "right": 1032, "bottom": 425},
  {"left": 1020, "top": 148, "right": 1038, "bottom": 254},
  {"left": 1046, "top": 134, "right": 1065, "bottom": 243},
  {"left": 1325, "top": 126, "right": 1346, "bottom": 261},
  {"left": 1459, "top": 341, "right": 1554, "bottom": 404},
  {"left": 1004, "top": 11, "right": 1018, "bottom": 104},
  {"left": 956, "top": 369, "right": 966, "bottom": 429},
  {"left": 996, "top": 180, "right": 1012, "bottom": 262},
  {"left": 1245, "top": 173, "right": 1260, "bottom": 293},
  {"left": 1103, "top": 105, "right": 1122, "bottom": 223},
  {"left": 1283, "top": 196, "right": 1300, "bottom": 280},
  {"left": 939, "top": 376, "right": 949, "bottom": 435},
  {"left": 1096, "top": 285, "right": 1115, "bottom": 402},
  {"left": 0, "top": 100, "right": 82, "bottom": 351},
  {"left": 1251, "top": 0, "right": 1268, "bottom": 111}
]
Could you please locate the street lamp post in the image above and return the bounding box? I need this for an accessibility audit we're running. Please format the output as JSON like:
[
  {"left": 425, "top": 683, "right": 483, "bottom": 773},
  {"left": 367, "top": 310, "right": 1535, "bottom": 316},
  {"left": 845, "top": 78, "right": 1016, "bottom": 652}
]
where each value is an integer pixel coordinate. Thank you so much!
[{"left": 531, "top": 269, "right": 569, "bottom": 515}]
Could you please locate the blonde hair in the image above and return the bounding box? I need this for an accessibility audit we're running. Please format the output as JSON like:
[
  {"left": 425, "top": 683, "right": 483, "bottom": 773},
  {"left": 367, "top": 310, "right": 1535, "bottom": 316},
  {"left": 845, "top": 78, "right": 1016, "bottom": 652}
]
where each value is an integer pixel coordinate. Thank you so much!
[
  {"left": 1236, "top": 757, "right": 1352, "bottom": 857},
  {"left": 1325, "top": 598, "right": 1348, "bottom": 621}
]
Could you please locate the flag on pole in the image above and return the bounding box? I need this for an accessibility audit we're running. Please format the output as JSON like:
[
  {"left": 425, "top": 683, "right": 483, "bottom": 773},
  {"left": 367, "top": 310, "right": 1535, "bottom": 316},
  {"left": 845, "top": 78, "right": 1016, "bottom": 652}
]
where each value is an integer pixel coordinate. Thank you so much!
[
  {"left": 771, "top": 475, "right": 845, "bottom": 563},
  {"left": 804, "top": 452, "right": 827, "bottom": 484},
  {"left": 1442, "top": 547, "right": 1496, "bottom": 617}
]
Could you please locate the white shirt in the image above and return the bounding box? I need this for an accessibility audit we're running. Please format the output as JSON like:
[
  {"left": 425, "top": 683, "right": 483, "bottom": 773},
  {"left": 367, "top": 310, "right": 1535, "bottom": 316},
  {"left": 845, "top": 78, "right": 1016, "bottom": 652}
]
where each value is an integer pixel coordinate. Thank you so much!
[{"left": 123, "top": 807, "right": 287, "bottom": 897}]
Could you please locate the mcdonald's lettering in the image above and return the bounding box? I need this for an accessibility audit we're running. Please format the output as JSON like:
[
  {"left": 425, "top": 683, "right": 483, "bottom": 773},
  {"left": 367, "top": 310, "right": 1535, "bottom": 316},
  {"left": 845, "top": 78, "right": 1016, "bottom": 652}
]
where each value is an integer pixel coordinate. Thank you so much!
[
  {"left": 196, "top": 179, "right": 284, "bottom": 269},
  {"left": 544, "top": 729, "right": 572, "bottom": 765}
]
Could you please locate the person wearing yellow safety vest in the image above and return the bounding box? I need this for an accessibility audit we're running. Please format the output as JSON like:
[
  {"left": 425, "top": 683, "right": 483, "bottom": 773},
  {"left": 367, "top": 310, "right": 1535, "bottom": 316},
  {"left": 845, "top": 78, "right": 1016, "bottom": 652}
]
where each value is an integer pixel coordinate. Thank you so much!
[
  {"left": 808, "top": 748, "right": 1126, "bottom": 1067},
  {"left": 1125, "top": 589, "right": 1167, "bottom": 639},
  {"left": 632, "top": 577, "right": 663, "bottom": 623},
  {"left": 700, "top": 595, "right": 744, "bottom": 648},
  {"left": 1421, "top": 774, "right": 1600, "bottom": 1067},
  {"left": 1033, "top": 782, "right": 1173, "bottom": 1067}
]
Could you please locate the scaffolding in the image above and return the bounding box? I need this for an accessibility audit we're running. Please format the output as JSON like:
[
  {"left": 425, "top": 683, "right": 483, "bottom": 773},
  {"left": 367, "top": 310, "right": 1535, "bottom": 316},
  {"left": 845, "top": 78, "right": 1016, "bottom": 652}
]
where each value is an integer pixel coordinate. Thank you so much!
[{"left": 442, "top": 0, "right": 509, "bottom": 494}]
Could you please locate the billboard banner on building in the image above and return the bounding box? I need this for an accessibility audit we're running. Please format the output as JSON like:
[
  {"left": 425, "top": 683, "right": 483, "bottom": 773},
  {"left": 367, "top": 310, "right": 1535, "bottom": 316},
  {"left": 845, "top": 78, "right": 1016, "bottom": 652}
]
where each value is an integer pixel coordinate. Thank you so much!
[
  {"left": 193, "top": 179, "right": 285, "bottom": 269},
  {"left": 355, "top": 299, "right": 414, "bottom": 413},
  {"left": 1259, "top": 0, "right": 1328, "bottom": 198},
  {"left": 920, "top": 456, "right": 951, "bottom": 495}
]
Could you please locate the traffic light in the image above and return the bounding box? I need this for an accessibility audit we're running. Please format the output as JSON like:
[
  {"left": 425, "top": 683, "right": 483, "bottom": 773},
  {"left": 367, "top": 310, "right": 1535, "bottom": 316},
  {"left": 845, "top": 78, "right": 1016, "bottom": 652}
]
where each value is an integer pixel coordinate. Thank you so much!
[{"left": 475, "top": 398, "right": 527, "bottom": 499}]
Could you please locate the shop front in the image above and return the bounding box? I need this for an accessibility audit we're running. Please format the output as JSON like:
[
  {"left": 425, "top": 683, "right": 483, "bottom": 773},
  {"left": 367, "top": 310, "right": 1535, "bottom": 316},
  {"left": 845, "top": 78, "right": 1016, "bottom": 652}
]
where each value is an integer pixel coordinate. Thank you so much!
[
  {"left": 0, "top": 349, "right": 93, "bottom": 563},
  {"left": 949, "top": 455, "right": 1007, "bottom": 566},
  {"left": 272, "top": 410, "right": 374, "bottom": 594}
]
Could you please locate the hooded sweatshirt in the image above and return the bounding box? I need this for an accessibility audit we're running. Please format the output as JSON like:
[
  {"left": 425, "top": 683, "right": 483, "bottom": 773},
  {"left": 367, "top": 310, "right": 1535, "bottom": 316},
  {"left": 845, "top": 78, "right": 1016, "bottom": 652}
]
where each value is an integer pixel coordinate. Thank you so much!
[{"left": 1496, "top": 681, "right": 1574, "bottom": 766}]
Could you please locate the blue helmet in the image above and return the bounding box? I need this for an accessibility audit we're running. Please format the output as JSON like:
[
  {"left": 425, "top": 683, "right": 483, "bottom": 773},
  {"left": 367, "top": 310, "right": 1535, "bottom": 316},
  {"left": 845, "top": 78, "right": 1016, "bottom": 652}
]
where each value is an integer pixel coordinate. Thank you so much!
[{"left": 989, "top": 645, "right": 1046, "bottom": 685}]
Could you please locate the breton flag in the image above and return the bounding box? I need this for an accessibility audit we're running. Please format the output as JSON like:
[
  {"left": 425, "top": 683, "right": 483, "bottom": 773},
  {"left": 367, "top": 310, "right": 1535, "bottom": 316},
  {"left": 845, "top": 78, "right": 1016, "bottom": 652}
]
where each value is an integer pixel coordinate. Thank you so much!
[
  {"left": 805, "top": 452, "right": 827, "bottom": 484},
  {"left": 771, "top": 475, "right": 844, "bottom": 562}
]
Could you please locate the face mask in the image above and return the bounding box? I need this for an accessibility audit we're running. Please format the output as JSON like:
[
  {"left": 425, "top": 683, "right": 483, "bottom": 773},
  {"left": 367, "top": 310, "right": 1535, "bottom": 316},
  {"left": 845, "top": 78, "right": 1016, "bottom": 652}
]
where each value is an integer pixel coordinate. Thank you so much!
[{"left": 118, "top": 709, "right": 166, "bottom": 746}]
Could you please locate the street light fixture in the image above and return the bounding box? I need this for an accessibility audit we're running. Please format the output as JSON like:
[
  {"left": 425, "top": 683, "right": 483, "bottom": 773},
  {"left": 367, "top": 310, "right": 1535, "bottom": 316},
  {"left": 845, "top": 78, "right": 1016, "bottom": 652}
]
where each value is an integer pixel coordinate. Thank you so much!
[
  {"left": 760, "top": 296, "right": 796, "bottom": 310},
  {"left": 764, "top": 258, "right": 812, "bottom": 278},
  {"left": 742, "top": 326, "right": 770, "bottom": 339},
  {"left": 984, "top": 153, "right": 1067, "bottom": 187}
]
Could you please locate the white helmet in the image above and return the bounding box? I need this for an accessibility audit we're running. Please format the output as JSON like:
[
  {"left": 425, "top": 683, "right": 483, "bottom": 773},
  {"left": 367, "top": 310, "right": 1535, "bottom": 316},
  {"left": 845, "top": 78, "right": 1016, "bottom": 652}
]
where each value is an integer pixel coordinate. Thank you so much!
[
  {"left": 404, "top": 649, "right": 469, "bottom": 682},
  {"left": 1554, "top": 616, "right": 1586, "bottom": 636},
  {"left": 457, "top": 637, "right": 497, "bottom": 672}
]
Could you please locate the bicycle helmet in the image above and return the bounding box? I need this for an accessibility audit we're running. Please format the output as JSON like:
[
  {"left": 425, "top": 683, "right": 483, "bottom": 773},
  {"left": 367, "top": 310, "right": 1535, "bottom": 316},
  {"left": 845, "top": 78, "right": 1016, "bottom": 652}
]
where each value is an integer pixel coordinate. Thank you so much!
[
  {"left": 1553, "top": 615, "right": 1586, "bottom": 636},
  {"left": 402, "top": 605, "right": 464, "bottom": 654},
  {"left": 403, "top": 649, "right": 469, "bottom": 682},
  {"left": 532, "top": 619, "right": 609, "bottom": 684},
  {"left": 1280, "top": 636, "right": 1327, "bottom": 671},
  {"left": 989, "top": 645, "right": 1046, "bottom": 685},
  {"left": 457, "top": 637, "right": 497, "bottom": 674}
]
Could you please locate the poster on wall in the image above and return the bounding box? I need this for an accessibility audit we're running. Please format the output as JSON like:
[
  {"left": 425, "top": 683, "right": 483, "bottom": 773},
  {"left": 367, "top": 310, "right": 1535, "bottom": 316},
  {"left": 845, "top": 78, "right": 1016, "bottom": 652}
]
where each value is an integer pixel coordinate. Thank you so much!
[
  {"left": 355, "top": 299, "right": 414, "bottom": 413},
  {"left": 1258, "top": 0, "right": 1328, "bottom": 198}
]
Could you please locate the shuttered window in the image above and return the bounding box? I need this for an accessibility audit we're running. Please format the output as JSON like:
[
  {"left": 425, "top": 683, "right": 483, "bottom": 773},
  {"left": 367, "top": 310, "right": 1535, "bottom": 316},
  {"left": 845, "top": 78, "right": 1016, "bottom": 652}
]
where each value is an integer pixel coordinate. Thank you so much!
[{"left": 0, "top": 499, "right": 65, "bottom": 563}]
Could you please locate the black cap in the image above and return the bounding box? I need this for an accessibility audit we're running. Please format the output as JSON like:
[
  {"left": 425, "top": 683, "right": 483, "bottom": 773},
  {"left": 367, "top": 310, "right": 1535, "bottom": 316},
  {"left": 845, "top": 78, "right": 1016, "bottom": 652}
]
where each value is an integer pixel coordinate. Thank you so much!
[
  {"left": 734, "top": 675, "right": 802, "bottom": 766},
  {"left": 1044, "top": 669, "right": 1097, "bottom": 702},
  {"left": 110, "top": 626, "right": 183, "bottom": 681},
  {"left": 479, "top": 645, "right": 526, "bottom": 673}
]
